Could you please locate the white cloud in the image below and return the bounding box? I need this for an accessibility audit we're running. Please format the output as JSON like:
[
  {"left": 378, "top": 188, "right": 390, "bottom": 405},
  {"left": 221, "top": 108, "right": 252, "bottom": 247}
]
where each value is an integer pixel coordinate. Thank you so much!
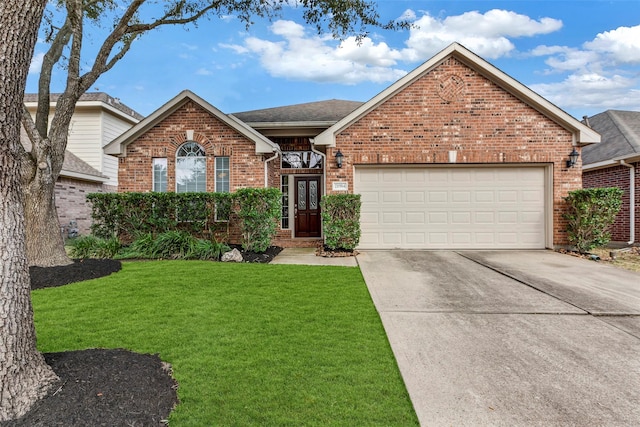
[
  {"left": 527, "top": 24, "right": 640, "bottom": 114},
  {"left": 584, "top": 24, "right": 640, "bottom": 64},
  {"left": 402, "top": 9, "right": 562, "bottom": 60},
  {"left": 29, "top": 52, "right": 44, "bottom": 74},
  {"left": 219, "top": 10, "right": 562, "bottom": 84},
  {"left": 221, "top": 20, "right": 406, "bottom": 84},
  {"left": 196, "top": 68, "right": 213, "bottom": 76},
  {"left": 531, "top": 73, "right": 640, "bottom": 112}
]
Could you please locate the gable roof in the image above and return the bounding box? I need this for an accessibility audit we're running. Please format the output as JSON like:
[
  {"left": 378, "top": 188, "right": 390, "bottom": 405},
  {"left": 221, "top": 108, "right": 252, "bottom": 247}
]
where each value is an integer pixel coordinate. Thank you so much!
[
  {"left": 104, "top": 90, "right": 279, "bottom": 156},
  {"left": 61, "top": 150, "right": 108, "bottom": 182},
  {"left": 20, "top": 128, "right": 107, "bottom": 183},
  {"left": 24, "top": 92, "right": 143, "bottom": 122},
  {"left": 314, "top": 42, "right": 600, "bottom": 147},
  {"left": 582, "top": 110, "right": 640, "bottom": 168},
  {"left": 233, "top": 99, "right": 364, "bottom": 128}
]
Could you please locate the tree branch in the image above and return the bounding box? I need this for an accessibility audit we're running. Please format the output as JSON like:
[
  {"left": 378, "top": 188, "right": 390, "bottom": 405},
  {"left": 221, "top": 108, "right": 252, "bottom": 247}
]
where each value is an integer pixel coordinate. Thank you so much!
[{"left": 35, "top": 17, "right": 72, "bottom": 137}]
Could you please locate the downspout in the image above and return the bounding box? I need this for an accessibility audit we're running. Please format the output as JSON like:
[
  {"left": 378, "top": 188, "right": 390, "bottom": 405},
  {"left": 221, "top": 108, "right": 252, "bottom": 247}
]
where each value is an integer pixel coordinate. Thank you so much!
[
  {"left": 264, "top": 150, "right": 279, "bottom": 188},
  {"left": 619, "top": 160, "right": 636, "bottom": 245}
]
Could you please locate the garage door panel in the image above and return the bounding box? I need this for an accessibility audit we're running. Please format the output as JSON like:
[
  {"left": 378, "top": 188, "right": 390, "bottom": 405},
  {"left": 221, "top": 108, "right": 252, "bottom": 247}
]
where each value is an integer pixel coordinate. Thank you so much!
[{"left": 354, "top": 166, "right": 546, "bottom": 249}]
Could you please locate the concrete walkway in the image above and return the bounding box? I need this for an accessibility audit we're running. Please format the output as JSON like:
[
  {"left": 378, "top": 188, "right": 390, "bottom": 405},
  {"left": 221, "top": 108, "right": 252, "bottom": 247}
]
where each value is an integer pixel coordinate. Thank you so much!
[
  {"left": 358, "top": 250, "right": 640, "bottom": 426},
  {"left": 270, "top": 247, "right": 358, "bottom": 267}
]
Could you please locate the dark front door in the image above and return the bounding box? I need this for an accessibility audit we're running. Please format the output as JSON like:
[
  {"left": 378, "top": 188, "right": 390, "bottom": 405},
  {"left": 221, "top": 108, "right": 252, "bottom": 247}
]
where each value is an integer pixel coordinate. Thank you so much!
[{"left": 295, "top": 176, "right": 321, "bottom": 237}]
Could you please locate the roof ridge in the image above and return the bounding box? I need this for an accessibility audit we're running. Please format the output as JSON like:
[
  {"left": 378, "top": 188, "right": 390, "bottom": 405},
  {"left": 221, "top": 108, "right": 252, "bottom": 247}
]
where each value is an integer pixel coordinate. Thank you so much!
[{"left": 608, "top": 110, "right": 640, "bottom": 153}]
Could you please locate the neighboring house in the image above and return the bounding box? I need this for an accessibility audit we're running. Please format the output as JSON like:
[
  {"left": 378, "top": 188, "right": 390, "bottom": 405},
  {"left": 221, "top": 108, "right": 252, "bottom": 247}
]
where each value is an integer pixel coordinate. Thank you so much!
[
  {"left": 106, "top": 43, "right": 599, "bottom": 249},
  {"left": 582, "top": 110, "right": 640, "bottom": 244},
  {"left": 23, "top": 92, "right": 142, "bottom": 235}
]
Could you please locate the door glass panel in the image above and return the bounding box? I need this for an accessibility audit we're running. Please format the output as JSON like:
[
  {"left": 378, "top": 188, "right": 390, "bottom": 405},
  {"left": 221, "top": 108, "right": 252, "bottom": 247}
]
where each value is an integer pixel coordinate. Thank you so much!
[
  {"left": 298, "top": 181, "right": 307, "bottom": 209},
  {"left": 310, "top": 181, "right": 318, "bottom": 210}
]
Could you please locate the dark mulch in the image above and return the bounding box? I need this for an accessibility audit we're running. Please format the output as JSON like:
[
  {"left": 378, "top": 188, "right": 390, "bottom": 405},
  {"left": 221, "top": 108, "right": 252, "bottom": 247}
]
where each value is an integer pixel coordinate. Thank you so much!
[
  {"left": 2, "top": 349, "right": 178, "bottom": 427},
  {"left": 229, "top": 244, "right": 283, "bottom": 263},
  {"left": 10, "top": 248, "right": 282, "bottom": 425},
  {"left": 30, "top": 258, "right": 122, "bottom": 290}
]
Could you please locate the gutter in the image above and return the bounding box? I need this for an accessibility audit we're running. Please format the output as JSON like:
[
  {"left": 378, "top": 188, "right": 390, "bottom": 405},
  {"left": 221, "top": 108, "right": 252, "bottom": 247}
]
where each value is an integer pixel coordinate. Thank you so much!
[
  {"left": 619, "top": 160, "right": 636, "bottom": 245},
  {"left": 264, "top": 150, "right": 279, "bottom": 188}
]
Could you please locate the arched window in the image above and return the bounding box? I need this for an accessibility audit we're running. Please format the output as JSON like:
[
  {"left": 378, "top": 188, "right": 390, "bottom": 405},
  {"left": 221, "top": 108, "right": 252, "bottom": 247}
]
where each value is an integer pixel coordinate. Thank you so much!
[{"left": 176, "top": 142, "right": 206, "bottom": 193}]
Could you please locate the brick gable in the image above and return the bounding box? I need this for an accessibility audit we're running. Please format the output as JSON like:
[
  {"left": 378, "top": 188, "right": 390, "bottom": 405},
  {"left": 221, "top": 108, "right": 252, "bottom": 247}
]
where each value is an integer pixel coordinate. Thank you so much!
[
  {"left": 118, "top": 100, "right": 266, "bottom": 193},
  {"left": 327, "top": 57, "right": 582, "bottom": 247}
]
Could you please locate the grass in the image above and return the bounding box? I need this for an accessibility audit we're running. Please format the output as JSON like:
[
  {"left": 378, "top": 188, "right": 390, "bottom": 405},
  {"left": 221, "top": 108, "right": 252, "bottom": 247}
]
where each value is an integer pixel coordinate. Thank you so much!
[
  {"left": 589, "top": 246, "right": 640, "bottom": 273},
  {"left": 32, "top": 261, "right": 418, "bottom": 426}
]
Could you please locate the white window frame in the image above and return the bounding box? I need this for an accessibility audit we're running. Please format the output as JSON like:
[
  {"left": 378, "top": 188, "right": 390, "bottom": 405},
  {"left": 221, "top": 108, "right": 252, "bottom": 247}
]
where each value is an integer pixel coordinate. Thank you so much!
[
  {"left": 152, "top": 158, "right": 167, "bottom": 192},
  {"left": 176, "top": 142, "right": 206, "bottom": 193}
]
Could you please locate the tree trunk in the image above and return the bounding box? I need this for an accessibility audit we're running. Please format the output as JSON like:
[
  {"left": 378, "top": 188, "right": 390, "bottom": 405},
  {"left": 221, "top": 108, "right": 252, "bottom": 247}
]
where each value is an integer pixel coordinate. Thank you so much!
[
  {"left": 25, "top": 170, "right": 73, "bottom": 267},
  {"left": 0, "top": 0, "right": 59, "bottom": 421}
]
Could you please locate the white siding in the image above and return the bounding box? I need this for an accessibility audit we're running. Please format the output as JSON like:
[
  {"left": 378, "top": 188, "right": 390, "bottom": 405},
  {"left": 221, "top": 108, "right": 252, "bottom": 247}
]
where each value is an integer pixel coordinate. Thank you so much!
[
  {"left": 66, "top": 110, "right": 103, "bottom": 172},
  {"left": 102, "top": 112, "right": 134, "bottom": 147},
  {"left": 101, "top": 112, "right": 136, "bottom": 185}
]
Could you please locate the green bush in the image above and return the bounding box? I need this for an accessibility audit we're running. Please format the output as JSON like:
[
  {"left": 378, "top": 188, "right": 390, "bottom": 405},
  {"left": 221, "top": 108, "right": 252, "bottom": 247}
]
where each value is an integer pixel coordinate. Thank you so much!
[
  {"left": 321, "top": 194, "right": 361, "bottom": 250},
  {"left": 235, "top": 188, "right": 282, "bottom": 253},
  {"left": 69, "top": 235, "right": 121, "bottom": 259},
  {"left": 150, "top": 230, "right": 198, "bottom": 259},
  {"left": 187, "top": 239, "right": 230, "bottom": 261},
  {"left": 116, "top": 232, "right": 230, "bottom": 261},
  {"left": 564, "top": 187, "right": 623, "bottom": 253},
  {"left": 88, "top": 192, "right": 231, "bottom": 242}
]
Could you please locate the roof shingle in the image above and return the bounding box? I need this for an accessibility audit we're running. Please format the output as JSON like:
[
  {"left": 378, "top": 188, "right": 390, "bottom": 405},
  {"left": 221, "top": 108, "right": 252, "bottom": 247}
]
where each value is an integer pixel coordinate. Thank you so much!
[
  {"left": 232, "top": 99, "right": 363, "bottom": 123},
  {"left": 582, "top": 110, "right": 640, "bottom": 165}
]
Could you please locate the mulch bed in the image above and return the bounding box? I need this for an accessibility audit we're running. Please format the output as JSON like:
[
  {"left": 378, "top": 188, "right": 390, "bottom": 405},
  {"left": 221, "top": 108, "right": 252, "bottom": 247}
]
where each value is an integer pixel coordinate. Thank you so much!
[
  {"left": 30, "top": 259, "right": 123, "bottom": 290},
  {"left": 5, "top": 248, "right": 282, "bottom": 425},
  {"left": 2, "top": 349, "right": 178, "bottom": 427}
]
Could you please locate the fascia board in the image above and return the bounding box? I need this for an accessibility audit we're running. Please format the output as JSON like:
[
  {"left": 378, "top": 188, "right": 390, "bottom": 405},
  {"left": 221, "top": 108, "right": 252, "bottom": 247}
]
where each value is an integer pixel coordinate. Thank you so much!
[
  {"left": 583, "top": 153, "right": 640, "bottom": 171},
  {"left": 60, "top": 169, "right": 108, "bottom": 183},
  {"left": 105, "top": 90, "right": 279, "bottom": 156},
  {"left": 315, "top": 42, "right": 600, "bottom": 146},
  {"left": 103, "top": 92, "right": 193, "bottom": 156}
]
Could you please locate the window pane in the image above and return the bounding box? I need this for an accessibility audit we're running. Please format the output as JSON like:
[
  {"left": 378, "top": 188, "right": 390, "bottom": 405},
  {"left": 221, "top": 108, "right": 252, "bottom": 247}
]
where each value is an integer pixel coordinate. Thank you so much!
[
  {"left": 298, "top": 180, "right": 307, "bottom": 209},
  {"left": 215, "top": 157, "right": 230, "bottom": 193},
  {"left": 153, "top": 158, "right": 167, "bottom": 192},
  {"left": 176, "top": 142, "right": 206, "bottom": 193},
  {"left": 281, "top": 151, "right": 323, "bottom": 169}
]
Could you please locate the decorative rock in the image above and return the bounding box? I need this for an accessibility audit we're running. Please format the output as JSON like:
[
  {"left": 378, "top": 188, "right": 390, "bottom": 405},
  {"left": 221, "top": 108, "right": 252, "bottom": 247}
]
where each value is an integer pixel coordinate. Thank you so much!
[{"left": 221, "top": 248, "right": 243, "bottom": 263}]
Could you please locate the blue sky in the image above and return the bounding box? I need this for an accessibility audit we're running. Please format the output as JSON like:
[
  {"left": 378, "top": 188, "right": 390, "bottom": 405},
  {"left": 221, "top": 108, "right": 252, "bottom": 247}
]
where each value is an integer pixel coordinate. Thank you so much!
[{"left": 27, "top": 1, "right": 640, "bottom": 120}]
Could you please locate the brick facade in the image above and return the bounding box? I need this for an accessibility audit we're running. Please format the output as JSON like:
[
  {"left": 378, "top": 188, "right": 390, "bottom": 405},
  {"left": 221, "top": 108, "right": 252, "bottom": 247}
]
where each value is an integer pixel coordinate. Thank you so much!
[
  {"left": 113, "top": 50, "right": 592, "bottom": 249},
  {"left": 325, "top": 57, "right": 582, "bottom": 247},
  {"left": 56, "top": 178, "right": 113, "bottom": 236},
  {"left": 118, "top": 100, "right": 266, "bottom": 193},
  {"left": 583, "top": 163, "right": 639, "bottom": 243}
]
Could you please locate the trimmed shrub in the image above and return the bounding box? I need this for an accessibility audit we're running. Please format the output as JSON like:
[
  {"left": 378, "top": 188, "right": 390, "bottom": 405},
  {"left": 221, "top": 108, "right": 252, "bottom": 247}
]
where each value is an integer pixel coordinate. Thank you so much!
[
  {"left": 564, "top": 187, "right": 623, "bottom": 253},
  {"left": 69, "top": 235, "right": 121, "bottom": 259},
  {"left": 150, "top": 230, "right": 198, "bottom": 259},
  {"left": 321, "top": 194, "right": 361, "bottom": 250},
  {"left": 234, "top": 188, "right": 282, "bottom": 253},
  {"left": 87, "top": 192, "right": 231, "bottom": 242}
]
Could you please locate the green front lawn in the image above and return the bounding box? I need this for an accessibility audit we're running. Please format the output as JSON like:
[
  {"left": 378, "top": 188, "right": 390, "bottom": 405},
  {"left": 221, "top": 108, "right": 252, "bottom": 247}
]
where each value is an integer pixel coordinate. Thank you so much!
[{"left": 32, "top": 261, "right": 418, "bottom": 426}]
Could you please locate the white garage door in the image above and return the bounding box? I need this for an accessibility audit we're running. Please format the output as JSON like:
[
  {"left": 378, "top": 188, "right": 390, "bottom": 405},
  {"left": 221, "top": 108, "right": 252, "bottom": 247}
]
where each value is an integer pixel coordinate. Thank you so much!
[{"left": 354, "top": 166, "right": 547, "bottom": 249}]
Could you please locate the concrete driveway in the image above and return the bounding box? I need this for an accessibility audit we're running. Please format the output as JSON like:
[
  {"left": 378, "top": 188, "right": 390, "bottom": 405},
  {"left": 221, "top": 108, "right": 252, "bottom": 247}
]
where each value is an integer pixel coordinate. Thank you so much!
[{"left": 357, "top": 250, "right": 640, "bottom": 426}]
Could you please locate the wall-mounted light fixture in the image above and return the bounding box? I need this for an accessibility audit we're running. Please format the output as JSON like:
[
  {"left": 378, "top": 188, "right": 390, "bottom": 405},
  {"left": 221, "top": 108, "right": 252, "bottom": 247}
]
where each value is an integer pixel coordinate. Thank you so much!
[
  {"left": 566, "top": 148, "right": 579, "bottom": 168},
  {"left": 335, "top": 150, "right": 344, "bottom": 168}
]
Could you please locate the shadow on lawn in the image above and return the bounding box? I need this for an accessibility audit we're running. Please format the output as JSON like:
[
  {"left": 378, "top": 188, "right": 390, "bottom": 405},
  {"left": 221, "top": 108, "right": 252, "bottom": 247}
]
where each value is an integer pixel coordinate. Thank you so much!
[{"left": 5, "top": 248, "right": 281, "bottom": 426}]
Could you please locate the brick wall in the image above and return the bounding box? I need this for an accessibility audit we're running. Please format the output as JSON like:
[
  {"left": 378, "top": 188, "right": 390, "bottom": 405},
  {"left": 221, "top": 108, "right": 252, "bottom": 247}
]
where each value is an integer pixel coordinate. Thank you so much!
[
  {"left": 118, "top": 100, "right": 266, "bottom": 193},
  {"left": 583, "top": 163, "right": 639, "bottom": 243},
  {"left": 55, "top": 178, "right": 112, "bottom": 236},
  {"left": 326, "top": 57, "right": 582, "bottom": 247}
]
